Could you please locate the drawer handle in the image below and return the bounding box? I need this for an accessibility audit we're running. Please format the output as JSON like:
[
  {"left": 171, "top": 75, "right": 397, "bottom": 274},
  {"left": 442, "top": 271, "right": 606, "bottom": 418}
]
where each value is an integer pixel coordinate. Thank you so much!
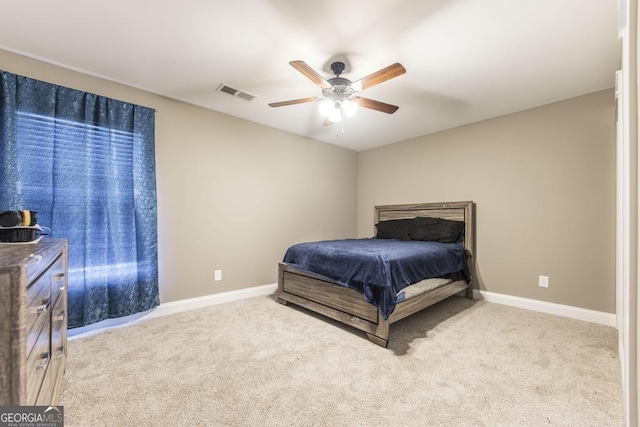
[
  {"left": 53, "top": 311, "right": 65, "bottom": 322},
  {"left": 35, "top": 353, "right": 50, "bottom": 371},
  {"left": 35, "top": 299, "right": 50, "bottom": 313},
  {"left": 53, "top": 273, "right": 65, "bottom": 282},
  {"left": 54, "top": 346, "right": 65, "bottom": 358}
]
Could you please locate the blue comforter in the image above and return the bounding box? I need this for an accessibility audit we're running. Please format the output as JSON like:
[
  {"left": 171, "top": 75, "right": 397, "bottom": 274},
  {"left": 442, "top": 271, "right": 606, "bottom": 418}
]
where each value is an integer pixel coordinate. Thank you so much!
[{"left": 283, "top": 238, "right": 467, "bottom": 319}]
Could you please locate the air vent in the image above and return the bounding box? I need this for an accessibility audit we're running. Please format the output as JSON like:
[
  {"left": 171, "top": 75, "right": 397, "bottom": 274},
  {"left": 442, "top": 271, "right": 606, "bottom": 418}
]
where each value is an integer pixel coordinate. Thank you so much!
[{"left": 216, "top": 83, "right": 257, "bottom": 102}]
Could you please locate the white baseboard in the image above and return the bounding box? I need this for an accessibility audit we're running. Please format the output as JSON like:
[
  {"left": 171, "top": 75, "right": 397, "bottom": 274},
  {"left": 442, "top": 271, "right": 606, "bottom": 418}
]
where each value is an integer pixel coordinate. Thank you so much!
[
  {"left": 69, "top": 283, "right": 278, "bottom": 339},
  {"left": 473, "top": 289, "right": 617, "bottom": 328},
  {"left": 69, "top": 283, "right": 616, "bottom": 339}
]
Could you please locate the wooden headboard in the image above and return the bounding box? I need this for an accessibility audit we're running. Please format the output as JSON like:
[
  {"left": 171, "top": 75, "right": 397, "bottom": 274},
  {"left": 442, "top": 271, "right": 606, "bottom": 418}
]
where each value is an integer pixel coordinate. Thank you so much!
[{"left": 374, "top": 201, "right": 475, "bottom": 257}]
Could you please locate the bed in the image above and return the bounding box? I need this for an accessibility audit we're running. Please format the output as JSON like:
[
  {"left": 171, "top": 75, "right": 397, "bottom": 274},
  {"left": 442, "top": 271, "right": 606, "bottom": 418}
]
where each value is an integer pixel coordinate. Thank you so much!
[{"left": 276, "top": 201, "right": 475, "bottom": 347}]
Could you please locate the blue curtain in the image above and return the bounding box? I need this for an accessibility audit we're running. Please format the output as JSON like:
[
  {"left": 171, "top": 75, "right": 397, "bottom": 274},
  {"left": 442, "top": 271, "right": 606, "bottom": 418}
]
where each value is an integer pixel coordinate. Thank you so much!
[{"left": 0, "top": 70, "right": 159, "bottom": 328}]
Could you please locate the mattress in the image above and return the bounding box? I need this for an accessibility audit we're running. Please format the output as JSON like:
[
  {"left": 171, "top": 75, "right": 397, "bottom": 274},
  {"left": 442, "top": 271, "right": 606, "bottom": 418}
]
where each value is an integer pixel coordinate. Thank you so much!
[{"left": 397, "top": 277, "right": 452, "bottom": 302}]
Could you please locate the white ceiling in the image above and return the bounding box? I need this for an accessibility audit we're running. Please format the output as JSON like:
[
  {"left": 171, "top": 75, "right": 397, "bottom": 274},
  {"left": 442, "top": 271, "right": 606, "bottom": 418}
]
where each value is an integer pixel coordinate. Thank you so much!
[{"left": 0, "top": 0, "right": 620, "bottom": 152}]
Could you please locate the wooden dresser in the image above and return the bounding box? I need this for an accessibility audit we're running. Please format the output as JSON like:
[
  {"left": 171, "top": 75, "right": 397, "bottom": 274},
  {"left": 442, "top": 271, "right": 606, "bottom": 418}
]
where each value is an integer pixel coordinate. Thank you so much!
[{"left": 0, "top": 238, "right": 68, "bottom": 405}]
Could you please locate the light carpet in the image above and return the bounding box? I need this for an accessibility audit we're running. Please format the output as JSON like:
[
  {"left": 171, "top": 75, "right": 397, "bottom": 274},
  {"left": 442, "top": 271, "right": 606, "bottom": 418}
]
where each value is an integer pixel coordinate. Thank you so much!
[{"left": 60, "top": 295, "right": 623, "bottom": 426}]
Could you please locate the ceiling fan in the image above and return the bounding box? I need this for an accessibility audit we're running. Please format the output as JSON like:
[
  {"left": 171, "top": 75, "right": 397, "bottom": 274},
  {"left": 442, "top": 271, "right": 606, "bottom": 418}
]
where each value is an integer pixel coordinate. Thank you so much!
[{"left": 269, "top": 60, "right": 406, "bottom": 124}]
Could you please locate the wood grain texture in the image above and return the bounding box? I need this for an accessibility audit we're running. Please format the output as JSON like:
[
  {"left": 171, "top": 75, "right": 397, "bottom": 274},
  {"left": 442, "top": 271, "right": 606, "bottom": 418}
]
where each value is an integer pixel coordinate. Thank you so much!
[
  {"left": 281, "top": 265, "right": 378, "bottom": 323},
  {"left": 0, "top": 267, "right": 27, "bottom": 404},
  {"left": 0, "top": 239, "right": 68, "bottom": 405},
  {"left": 353, "top": 62, "right": 406, "bottom": 91},
  {"left": 49, "top": 255, "right": 67, "bottom": 402},
  {"left": 289, "top": 61, "right": 332, "bottom": 89},
  {"left": 277, "top": 201, "right": 475, "bottom": 347},
  {"left": 353, "top": 96, "right": 399, "bottom": 114},
  {"left": 374, "top": 201, "right": 474, "bottom": 257}
]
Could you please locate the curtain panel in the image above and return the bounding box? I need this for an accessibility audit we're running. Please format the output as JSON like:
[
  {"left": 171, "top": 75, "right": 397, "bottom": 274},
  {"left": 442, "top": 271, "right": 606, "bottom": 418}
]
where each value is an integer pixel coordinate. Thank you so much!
[{"left": 0, "top": 71, "right": 159, "bottom": 328}]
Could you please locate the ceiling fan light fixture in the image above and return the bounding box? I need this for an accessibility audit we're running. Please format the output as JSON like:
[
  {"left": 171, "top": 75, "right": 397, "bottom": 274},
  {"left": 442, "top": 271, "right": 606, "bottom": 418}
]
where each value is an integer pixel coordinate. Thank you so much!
[
  {"left": 319, "top": 99, "right": 335, "bottom": 117},
  {"left": 342, "top": 99, "right": 357, "bottom": 117},
  {"left": 328, "top": 106, "right": 342, "bottom": 123}
]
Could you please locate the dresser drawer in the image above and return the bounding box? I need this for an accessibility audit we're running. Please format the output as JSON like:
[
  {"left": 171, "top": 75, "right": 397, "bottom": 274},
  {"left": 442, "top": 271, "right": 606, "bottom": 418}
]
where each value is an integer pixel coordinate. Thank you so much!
[
  {"left": 50, "top": 258, "right": 67, "bottom": 402},
  {"left": 25, "top": 325, "right": 50, "bottom": 405},
  {"left": 49, "top": 342, "right": 66, "bottom": 403},
  {"left": 51, "top": 299, "right": 67, "bottom": 381},
  {"left": 51, "top": 271, "right": 65, "bottom": 308},
  {"left": 25, "top": 269, "right": 52, "bottom": 356}
]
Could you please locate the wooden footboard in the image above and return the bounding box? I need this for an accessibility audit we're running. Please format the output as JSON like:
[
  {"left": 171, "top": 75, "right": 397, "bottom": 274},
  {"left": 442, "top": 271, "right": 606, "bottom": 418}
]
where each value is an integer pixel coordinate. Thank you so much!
[
  {"left": 278, "top": 262, "right": 470, "bottom": 347},
  {"left": 278, "top": 263, "right": 390, "bottom": 346}
]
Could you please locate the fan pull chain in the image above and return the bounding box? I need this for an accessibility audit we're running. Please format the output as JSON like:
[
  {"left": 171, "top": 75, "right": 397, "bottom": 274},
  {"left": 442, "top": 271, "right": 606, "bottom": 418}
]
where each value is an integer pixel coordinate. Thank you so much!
[{"left": 336, "top": 120, "right": 346, "bottom": 139}]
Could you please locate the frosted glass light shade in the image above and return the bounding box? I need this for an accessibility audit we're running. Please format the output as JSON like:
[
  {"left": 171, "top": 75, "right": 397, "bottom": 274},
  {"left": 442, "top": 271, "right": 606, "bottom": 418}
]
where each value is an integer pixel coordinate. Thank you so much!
[
  {"left": 328, "top": 107, "right": 342, "bottom": 123},
  {"left": 342, "top": 99, "right": 357, "bottom": 117},
  {"left": 319, "top": 99, "right": 334, "bottom": 117}
]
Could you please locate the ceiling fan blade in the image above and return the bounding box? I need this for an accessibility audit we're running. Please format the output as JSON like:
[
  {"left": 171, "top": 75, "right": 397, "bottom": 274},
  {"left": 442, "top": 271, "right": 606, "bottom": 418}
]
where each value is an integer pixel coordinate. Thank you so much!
[
  {"left": 289, "top": 61, "right": 332, "bottom": 89},
  {"left": 353, "top": 96, "right": 399, "bottom": 114},
  {"left": 322, "top": 118, "right": 335, "bottom": 127},
  {"left": 268, "top": 97, "right": 320, "bottom": 108},
  {"left": 352, "top": 63, "right": 406, "bottom": 92}
]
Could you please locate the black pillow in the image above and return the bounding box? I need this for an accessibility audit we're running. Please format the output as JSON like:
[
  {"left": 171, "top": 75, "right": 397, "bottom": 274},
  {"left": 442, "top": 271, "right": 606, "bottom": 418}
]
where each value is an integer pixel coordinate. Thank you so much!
[
  {"left": 409, "top": 217, "right": 465, "bottom": 243},
  {"left": 375, "top": 219, "right": 413, "bottom": 240}
]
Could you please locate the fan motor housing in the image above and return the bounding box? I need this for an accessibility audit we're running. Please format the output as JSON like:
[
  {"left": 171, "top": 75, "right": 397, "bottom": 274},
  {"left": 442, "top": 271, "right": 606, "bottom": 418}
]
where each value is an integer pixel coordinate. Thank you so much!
[
  {"left": 323, "top": 80, "right": 354, "bottom": 99},
  {"left": 327, "top": 61, "right": 352, "bottom": 92},
  {"left": 327, "top": 77, "right": 351, "bottom": 87},
  {"left": 330, "top": 61, "right": 346, "bottom": 76}
]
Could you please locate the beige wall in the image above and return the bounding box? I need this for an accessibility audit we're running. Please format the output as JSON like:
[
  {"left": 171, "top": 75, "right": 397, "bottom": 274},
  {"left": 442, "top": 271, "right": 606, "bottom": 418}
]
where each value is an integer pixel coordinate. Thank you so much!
[
  {"left": 358, "top": 90, "right": 616, "bottom": 313},
  {"left": 0, "top": 50, "right": 359, "bottom": 303},
  {"left": 0, "top": 50, "right": 617, "bottom": 314}
]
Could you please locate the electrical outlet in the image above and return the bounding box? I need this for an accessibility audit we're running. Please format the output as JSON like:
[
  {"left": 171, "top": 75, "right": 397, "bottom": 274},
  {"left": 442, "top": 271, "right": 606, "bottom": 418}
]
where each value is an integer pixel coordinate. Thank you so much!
[
  {"left": 214, "top": 270, "right": 222, "bottom": 282},
  {"left": 538, "top": 275, "right": 549, "bottom": 288}
]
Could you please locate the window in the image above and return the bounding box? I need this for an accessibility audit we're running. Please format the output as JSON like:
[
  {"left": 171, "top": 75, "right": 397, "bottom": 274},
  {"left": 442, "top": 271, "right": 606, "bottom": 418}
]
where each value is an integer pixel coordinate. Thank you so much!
[{"left": 0, "top": 71, "right": 158, "bottom": 327}]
